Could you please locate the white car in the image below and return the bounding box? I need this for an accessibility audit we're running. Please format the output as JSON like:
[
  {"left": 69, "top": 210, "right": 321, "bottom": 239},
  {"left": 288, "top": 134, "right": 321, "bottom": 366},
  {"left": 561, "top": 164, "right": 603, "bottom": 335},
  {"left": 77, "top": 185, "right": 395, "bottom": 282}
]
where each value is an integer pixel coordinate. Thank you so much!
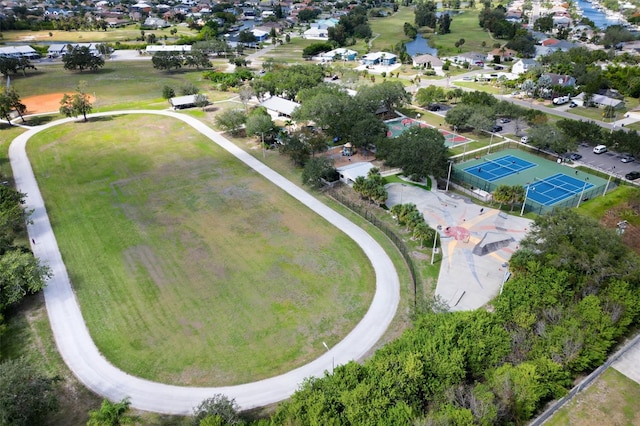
[
  {"left": 520, "top": 136, "right": 529, "bottom": 144},
  {"left": 593, "top": 145, "right": 607, "bottom": 154}
]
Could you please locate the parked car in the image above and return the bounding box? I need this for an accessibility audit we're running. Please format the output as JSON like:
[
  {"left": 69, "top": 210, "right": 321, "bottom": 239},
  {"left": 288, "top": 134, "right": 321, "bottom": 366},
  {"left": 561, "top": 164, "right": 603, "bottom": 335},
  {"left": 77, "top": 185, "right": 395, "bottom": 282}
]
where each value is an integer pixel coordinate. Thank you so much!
[
  {"left": 491, "top": 125, "right": 503, "bottom": 133},
  {"left": 569, "top": 102, "right": 578, "bottom": 108},
  {"left": 593, "top": 145, "right": 608, "bottom": 154},
  {"left": 520, "top": 136, "right": 529, "bottom": 144},
  {"left": 499, "top": 118, "right": 511, "bottom": 124},
  {"left": 427, "top": 104, "right": 441, "bottom": 111},
  {"left": 625, "top": 171, "right": 640, "bottom": 181},
  {"left": 621, "top": 155, "right": 635, "bottom": 163},
  {"left": 569, "top": 153, "right": 582, "bottom": 161}
]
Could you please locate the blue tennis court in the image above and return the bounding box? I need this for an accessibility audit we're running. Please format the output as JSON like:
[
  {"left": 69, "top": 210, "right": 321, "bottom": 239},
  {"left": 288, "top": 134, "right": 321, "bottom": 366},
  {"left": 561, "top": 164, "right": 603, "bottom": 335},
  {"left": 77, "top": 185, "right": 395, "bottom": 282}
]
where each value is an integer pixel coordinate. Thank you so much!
[
  {"left": 526, "top": 173, "right": 594, "bottom": 206},
  {"left": 464, "top": 155, "right": 536, "bottom": 182}
]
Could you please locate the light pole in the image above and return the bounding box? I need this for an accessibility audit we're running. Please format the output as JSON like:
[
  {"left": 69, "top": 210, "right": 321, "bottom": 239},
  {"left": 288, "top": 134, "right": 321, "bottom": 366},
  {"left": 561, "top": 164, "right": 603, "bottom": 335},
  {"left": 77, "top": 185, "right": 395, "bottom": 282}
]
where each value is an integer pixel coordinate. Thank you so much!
[
  {"left": 603, "top": 173, "right": 613, "bottom": 196},
  {"left": 520, "top": 185, "right": 532, "bottom": 216},
  {"left": 430, "top": 230, "right": 439, "bottom": 265},
  {"left": 446, "top": 160, "right": 453, "bottom": 192},
  {"left": 576, "top": 180, "right": 588, "bottom": 207},
  {"left": 322, "top": 341, "right": 334, "bottom": 374}
]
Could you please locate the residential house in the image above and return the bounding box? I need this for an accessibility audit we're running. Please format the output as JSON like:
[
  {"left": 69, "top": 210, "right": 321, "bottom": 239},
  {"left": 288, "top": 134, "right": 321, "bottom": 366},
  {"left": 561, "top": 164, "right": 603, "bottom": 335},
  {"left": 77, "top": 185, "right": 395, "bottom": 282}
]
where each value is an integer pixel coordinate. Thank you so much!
[
  {"left": 544, "top": 73, "right": 576, "bottom": 87},
  {"left": 412, "top": 54, "right": 443, "bottom": 74},
  {"left": 144, "top": 16, "right": 170, "bottom": 28},
  {"left": 319, "top": 48, "right": 358, "bottom": 62},
  {"left": 259, "top": 96, "right": 301, "bottom": 119},
  {"left": 303, "top": 26, "right": 328, "bottom": 39},
  {"left": 361, "top": 52, "right": 397, "bottom": 66},
  {"left": 511, "top": 58, "right": 539, "bottom": 75},
  {"left": 486, "top": 47, "right": 517, "bottom": 62},
  {"left": 572, "top": 93, "right": 625, "bottom": 109},
  {"left": 445, "top": 52, "right": 486, "bottom": 67}
]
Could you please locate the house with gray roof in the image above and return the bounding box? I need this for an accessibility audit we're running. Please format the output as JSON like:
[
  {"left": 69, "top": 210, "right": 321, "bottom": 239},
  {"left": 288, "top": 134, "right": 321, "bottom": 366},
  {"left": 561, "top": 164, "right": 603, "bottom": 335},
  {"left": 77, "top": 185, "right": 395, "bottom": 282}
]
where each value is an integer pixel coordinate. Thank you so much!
[{"left": 259, "top": 96, "right": 301, "bottom": 118}]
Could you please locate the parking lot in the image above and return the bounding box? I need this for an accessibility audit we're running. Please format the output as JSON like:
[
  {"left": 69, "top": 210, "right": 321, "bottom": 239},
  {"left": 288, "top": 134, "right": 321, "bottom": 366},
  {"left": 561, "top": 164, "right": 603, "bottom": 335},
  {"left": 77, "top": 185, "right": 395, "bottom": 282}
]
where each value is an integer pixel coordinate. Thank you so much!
[{"left": 575, "top": 143, "right": 640, "bottom": 179}]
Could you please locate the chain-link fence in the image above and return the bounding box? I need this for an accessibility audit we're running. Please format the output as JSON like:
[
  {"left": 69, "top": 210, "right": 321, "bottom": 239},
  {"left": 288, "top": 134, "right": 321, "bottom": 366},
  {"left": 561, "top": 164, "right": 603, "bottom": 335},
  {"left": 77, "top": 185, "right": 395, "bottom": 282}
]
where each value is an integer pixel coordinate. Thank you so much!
[{"left": 327, "top": 188, "right": 418, "bottom": 306}]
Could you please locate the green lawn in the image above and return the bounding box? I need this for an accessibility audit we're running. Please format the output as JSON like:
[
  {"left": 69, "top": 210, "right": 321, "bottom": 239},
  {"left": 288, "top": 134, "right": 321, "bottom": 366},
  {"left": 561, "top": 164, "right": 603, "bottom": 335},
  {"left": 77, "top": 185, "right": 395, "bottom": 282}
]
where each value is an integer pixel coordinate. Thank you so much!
[
  {"left": 10, "top": 61, "right": 221, "bottom": 110},
  {"left": 453, "top": 81, "right": 503, "bottom": 94},
  {"left": 429, "top": 10, "right": 495, "bottom": 57},
  {"left": 369, "top": 6, "right": 415, "bottom": 52},
  {"left": 1, "top": 24, "right": 197, "bottom": 44},
  {"left": 26, "top": 114, "right": 375, "bottom": 386},
  {"left": 546, "top": 368, "right": 640, "bottom": 426}
]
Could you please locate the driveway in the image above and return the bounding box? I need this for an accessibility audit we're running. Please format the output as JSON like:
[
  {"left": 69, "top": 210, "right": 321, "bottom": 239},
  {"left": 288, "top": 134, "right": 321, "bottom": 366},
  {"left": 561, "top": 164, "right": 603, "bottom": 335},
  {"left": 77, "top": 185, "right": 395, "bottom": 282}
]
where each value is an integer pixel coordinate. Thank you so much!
[{"left": 9, "top": 110, "right": 400, "bottom": 414}]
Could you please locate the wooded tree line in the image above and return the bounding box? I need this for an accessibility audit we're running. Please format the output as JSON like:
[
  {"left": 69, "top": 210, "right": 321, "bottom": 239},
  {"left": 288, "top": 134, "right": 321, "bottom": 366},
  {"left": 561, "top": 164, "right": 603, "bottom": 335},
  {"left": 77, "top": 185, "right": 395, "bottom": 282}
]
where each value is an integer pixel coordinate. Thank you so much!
[
  {"left": 0, "top": 183, "right": 55, "bottom": 425},
  {"left": 269, "top": 210, "right": 640, "bottom": 425}
]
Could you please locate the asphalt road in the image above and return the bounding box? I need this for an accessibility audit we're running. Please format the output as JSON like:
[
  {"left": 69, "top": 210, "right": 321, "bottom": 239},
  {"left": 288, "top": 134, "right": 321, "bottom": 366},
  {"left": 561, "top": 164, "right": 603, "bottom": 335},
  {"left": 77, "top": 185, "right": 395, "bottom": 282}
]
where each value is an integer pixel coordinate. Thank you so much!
[{"left": 9, "top": 110, "right": 400, "bottom": 414}]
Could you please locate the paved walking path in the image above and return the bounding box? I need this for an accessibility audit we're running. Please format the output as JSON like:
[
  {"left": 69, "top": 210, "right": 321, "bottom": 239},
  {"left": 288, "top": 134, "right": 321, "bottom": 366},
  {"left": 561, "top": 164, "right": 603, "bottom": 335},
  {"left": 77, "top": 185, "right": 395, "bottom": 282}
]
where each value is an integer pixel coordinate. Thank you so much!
[
  {"left": 9, "top": 110, "right": 400, "bottom": 414},
  {"left": 612, "top": 338, "right": 640, "bottom": 384}
]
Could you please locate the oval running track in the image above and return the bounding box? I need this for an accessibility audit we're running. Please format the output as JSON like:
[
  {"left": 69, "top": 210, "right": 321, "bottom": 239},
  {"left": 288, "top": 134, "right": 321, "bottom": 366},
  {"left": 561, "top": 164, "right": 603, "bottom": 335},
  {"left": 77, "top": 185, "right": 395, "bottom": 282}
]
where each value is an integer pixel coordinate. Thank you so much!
[{"left": 8, "top": 110, "right": 400, "bottom": 415}]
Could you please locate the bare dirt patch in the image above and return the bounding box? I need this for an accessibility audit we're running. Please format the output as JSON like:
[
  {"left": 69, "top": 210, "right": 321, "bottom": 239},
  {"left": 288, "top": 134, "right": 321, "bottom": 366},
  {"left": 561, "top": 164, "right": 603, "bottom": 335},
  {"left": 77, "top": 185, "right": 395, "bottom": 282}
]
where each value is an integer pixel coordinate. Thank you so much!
[
  {"left": 22, "top": 92, "right": 96, "bottom": 115},
  {"left": 601, "top": 199, "right": 640, "bottom": 255}
]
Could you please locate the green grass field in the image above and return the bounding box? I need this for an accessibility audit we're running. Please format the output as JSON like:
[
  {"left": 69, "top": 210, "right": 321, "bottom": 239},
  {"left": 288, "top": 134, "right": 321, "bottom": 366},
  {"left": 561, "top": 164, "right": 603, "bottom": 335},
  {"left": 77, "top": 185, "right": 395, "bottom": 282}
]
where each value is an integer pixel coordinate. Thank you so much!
[
  {"left": 10, "top": 61, "right": 220, "bottom": 110},
  {"left": 369, "top": 6, "right": 415, "bottom": 52},
  {"left": 430, "top": 10, "right": 495, "bottom": 57},
  {"left": 546, "top": 368, "right": 640, "bottom": 425},
  {"left": 1, "top": 24, "right": 197, "bottom": 44},
  {"left": 26, "top": 114, "right": 375, "bottom": 385}
]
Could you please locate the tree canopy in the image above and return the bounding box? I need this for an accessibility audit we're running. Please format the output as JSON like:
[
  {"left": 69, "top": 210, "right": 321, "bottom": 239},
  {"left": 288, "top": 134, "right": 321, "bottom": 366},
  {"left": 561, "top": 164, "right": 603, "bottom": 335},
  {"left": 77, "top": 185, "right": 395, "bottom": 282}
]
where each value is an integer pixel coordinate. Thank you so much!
[
  {"left": 0, "top": 358, "right": 59, "bottom": 426},
  {"left": 378, "top": 127, "right": 449, "bottom": 180},
  {"left": 59, "top": 81, "right": 93, "bottom": 122},
  {"left": 271, "top": 209, "right": 640, "bottom": 425},
  {"left": 62, "top": 45, "right": 105, "bottom": 72}
]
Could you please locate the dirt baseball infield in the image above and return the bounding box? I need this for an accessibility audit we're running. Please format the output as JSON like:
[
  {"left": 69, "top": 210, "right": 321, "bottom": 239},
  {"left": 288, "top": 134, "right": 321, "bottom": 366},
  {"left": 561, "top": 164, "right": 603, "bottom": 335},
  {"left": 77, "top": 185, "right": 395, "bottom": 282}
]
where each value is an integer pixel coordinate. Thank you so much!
[{"left": 22, "top": 93, "right": 96, "bottom": 115}]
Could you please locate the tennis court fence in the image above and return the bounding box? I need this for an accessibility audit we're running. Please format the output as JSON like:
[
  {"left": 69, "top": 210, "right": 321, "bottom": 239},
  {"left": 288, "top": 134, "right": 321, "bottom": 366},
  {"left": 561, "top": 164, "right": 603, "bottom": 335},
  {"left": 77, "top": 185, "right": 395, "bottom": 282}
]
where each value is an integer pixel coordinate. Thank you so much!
[{"left": 450, "top": 170, "right": 617, "bottom": 214}]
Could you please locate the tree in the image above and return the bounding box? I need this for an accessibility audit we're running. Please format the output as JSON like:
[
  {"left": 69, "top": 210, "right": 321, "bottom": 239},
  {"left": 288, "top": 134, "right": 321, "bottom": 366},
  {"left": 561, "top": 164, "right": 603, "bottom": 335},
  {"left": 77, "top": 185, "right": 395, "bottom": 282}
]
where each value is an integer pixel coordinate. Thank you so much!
[
  {"left": 0, "top": 88, "right": 28, "bottom": 126},
  {"left": 492, "top": 186, "right": 511, "bottom": 209},
  {"left": 302, "top": 157, "right": 337, "bottom": 189},
  {"left": 87, "top": 398, "right": 138, "bottom": 426},
  {"left": 0, "top": 185, "right": 28, "bottom": 252},
  {"left": 533, "top": 15, "right": 553, "bottom": 32},
  {"left": 245, "top": 112, "right": 275, "bottom": 143},
  {"left": 214, "top": 109, "right": 246, "bottom": 136},
  {"left": 0, "top": 56, "right": 36, "bottom": 78},
  {"left": 415, "top": 86, "right": 446, "bottom": 107},
  {"left": 0, "top": 358, "right": 59, "bottom": 426},
  {"left": 467, "top": 112, "right": 493, "bottom": 135},
  {"left": 59, "top": 81, "right": 93, "bottom": 122},
  {"left": 151, "top": 51, "right": 183, "bottom": 72},
  {"left": 0, "top": 250, "right": 51, "bottom": 311},
  {"left": 382, "top": 127, "right": 449, "bottom": 180},
  {"left": 238, "top": 29, "right": 257, "bottom": 45},
  {"left": 62, "top": 45, "right": 105, "bottom": 72},
  {"left": 162, "top": 85, "right": 175, "bottom": 99},
  {"left": 412, "top": 222, "right": 434, "bottom": 248},
  {"left": 238, "top": 85, "right": 255, "bottom": 113},
  {"left": 526, "top": 124, "right": 574, "bottom": 154},
  {"left": 438, "top": 13, "right": 452, "bottom": 34},
  {"left": 352, "top": 167, "right": 387, "bottom": 205},
  {"left": 184, "top": 49, "right": 212, "bottom": 70}
]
